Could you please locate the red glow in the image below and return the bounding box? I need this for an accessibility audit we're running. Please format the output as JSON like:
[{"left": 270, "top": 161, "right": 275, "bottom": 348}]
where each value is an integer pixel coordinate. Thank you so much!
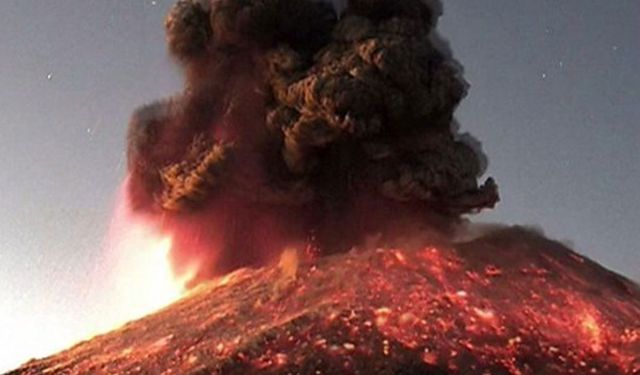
[
  {"left": 103, "top": 190, "right": 640, "bottom": 373},
  {"left": 14, "top": 233, "right": 640, "bottom": 374}
]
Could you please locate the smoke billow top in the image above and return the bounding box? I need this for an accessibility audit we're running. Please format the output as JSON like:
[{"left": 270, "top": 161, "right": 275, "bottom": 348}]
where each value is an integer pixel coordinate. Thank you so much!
[{"left": 126, "top": 0, "right": 499, "bottom": 282}]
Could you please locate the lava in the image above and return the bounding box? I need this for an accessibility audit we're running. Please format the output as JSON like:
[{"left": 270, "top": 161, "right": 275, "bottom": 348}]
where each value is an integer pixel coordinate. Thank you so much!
[{"left": 13, "top": 228, "right": 640, "bottom": 374}]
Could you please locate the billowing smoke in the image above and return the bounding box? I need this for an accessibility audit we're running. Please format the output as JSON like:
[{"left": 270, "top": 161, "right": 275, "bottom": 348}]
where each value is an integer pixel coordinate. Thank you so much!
[{"left": 126, "top": 0, "right": 498, "bottom": 283}]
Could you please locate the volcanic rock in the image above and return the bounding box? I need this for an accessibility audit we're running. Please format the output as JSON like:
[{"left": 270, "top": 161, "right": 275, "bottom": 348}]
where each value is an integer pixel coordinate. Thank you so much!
[{"left": 10, "top": 227, "right": 640, "bottom": 374}]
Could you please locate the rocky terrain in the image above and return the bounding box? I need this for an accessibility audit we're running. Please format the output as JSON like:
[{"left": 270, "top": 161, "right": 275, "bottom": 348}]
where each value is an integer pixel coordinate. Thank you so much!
[{"left": 10, "top": 227, "right": 640, "bottom": 374}]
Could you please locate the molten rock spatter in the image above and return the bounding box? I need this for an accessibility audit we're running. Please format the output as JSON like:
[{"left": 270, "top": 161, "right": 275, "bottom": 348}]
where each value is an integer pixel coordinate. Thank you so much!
[
  {"left": 126, "top": 0, "right": 498, "bottom": 279},
  {"left": 13, "top": 228, "right": 640, "bottom": 374}
]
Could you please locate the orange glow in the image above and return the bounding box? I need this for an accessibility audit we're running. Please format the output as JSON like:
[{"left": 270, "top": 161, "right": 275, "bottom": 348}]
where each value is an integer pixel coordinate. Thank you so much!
[
  {"left": 580, "top": 312, "right": 604, "bottom": 352},
  {"left": 92, "top": 190, "right": 196, "bottom": 336},
  {"left": 13, "top": 235, "right": 640, "bottom": 374},
  {"left": 114, "top": 233, "right": 189, "bottom": 315},
  {"left": 100, "top": 226, "right": 194, "bottom": 332}
]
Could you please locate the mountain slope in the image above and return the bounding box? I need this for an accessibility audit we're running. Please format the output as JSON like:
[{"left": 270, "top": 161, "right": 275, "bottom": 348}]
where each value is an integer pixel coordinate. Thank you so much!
[{"left": 10, "top": 227, "right": 640, "bottom": 374}]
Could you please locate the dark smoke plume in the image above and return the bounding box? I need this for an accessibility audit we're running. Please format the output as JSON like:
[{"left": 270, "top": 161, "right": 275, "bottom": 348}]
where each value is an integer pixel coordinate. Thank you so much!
[{"left": 126, "top": 0, "right": 498, "bottom": 282}]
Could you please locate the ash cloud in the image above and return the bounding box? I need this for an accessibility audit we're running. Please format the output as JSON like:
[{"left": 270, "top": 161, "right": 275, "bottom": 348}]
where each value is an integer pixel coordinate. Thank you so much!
[{"left": 126, "top": 0, "right": 498, "bottom": 281}]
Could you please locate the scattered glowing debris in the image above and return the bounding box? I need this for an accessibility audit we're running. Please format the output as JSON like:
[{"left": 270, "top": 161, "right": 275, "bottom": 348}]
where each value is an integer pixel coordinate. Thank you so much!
[
  {"left": 484, "top": 264, "right": 503, "bottom": 277},
  {"left": 342, "top": 342, "right": 355, "bottom": 351},
  {"left": 580, "top": 312, "right": 604, "bottom": 352},
  {"left": 278, "top": 247, "right": 299, "bottom": 280},
  {"left": 473, "top": 307, "right": 496, "bottom": 321},
  {"left": 392, "top": 250, "right": 407, "bottom": 265},
  {"left": 15, "top": 239, "right": 640, "bottom": 374}
]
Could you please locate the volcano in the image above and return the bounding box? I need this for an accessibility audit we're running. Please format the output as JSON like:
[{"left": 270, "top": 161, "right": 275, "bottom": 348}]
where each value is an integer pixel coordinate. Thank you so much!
[
  {"left": 10, "top": 227, "right": 640, "bottom": 374},
  {"left": 9, "top": 1, "right": 639, "bottom": 373}
]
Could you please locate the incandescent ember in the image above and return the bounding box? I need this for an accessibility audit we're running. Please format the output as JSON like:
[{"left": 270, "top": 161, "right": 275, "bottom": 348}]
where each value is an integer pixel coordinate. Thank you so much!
[{"left": 12, "top": 228, "right": 640, "bottom": 374}]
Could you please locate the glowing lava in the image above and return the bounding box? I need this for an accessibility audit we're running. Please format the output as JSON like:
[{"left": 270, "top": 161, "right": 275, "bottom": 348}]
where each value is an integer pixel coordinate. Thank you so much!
[{"left": 11, "top": 228, "right": 640, "bottom": 374}]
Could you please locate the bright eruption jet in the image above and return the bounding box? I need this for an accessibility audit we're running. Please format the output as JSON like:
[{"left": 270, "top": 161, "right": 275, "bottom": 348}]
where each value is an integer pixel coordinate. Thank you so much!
[{"left": 93, "top": 184, "right": 196, "bottom": 334}]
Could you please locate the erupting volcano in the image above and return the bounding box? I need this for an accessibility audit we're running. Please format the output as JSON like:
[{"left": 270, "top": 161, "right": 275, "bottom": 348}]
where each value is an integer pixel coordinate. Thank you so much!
[
  {"left": 10, "top": 0, "right": 639, "bottom": 374},
  {"left": 124, "top": 0, "right": 498, "bottom": 283}
]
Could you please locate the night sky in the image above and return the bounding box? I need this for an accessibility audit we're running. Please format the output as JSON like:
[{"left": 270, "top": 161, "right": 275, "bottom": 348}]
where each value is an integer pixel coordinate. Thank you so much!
[{"left": 0, "top": 0, "right": 638, "bottom": 371}]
